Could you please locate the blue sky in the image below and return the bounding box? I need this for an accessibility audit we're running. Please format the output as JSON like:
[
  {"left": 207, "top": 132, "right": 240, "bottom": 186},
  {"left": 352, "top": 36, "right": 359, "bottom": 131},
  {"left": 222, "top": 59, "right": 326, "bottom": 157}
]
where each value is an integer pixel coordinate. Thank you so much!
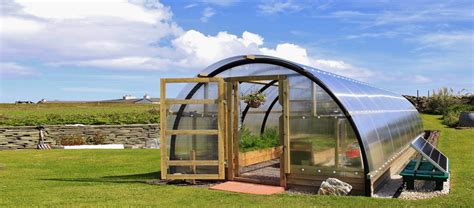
[{"left": 0, "top": 0, "right": 473, "bottom": 103}]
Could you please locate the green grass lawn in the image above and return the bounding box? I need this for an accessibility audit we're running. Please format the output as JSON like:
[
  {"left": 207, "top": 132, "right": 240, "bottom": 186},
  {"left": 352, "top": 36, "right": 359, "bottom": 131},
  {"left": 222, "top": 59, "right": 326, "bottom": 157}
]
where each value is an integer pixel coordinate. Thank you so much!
[
  {"left": 0, "top": 114, "right": 473, "bottom": 207},
  {"left": 0, "top": 103, "right": 159, "bottom": 126}
]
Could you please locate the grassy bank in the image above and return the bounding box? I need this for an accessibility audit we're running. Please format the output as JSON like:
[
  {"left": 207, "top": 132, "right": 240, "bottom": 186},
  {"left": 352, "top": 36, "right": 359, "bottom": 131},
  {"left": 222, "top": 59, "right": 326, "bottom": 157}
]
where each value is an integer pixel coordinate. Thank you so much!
[
  {"left": 0, "top": 114, "right": 472, "bottom": 207},
  {"left": 0, "top": 103, "right": 159, "bottom": 126}
]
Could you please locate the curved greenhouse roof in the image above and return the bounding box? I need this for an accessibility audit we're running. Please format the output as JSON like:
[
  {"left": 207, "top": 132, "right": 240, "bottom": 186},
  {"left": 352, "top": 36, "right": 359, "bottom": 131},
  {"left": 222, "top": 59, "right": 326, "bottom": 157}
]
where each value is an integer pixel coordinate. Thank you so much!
[
  {"left": 195, "top": 55, "right": 423, "bottom": 172},
  {"left": 166, "top": 55, "right": 424, "bottom": 196}
]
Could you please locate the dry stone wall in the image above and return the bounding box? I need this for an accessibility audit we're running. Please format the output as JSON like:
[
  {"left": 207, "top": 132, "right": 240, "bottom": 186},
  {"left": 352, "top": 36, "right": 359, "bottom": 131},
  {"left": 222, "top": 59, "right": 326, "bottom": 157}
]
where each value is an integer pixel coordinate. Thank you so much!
[{"left": 0, "top": 124, "right": 159, "bottom": 150}]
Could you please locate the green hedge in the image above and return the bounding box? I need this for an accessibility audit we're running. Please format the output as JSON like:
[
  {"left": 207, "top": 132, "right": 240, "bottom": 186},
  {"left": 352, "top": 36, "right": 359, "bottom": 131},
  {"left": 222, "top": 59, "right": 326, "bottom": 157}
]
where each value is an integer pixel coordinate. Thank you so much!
[
  {"left": 238, "top": 127, "right": 279, "bottom": 152},
  {"left": 442, "top": 104, "right": 474, "bottom": 127},
  {"left": 0, "top": 103, "right": 160, "bottom": 126}
]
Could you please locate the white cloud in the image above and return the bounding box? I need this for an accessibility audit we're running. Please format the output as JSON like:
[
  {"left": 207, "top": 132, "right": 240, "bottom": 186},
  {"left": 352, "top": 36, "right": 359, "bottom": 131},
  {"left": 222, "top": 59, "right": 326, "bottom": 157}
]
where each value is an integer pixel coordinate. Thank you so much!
[
  {"left": 200, "top": 7, "right": 215, "bottom": 23},
  {"left": 258, "top": 0, "right": 302, "bottom": 15},
  {"left": 330, "top": 10, "right": 368, "bottom": 18},
  {"left": 200, "top": 0, "right": 240, "bottom": 7},
  {"left": 0, "top": 62, "right": 37, "bottom": 77},
  {"left": 261, "top": 43, "right": 310, "bottom": 65},
  {"left": 15, "top": 0, "right": 171, "bottom": 24},
  {"left": 328, "top": 4, "right": 473, "bottom": 27},
  {"left": 53, "top": 56, "right": 177, "bottom": 71},
  {"left": 1, "top": 0, "right": 182, "bottom": 61},
  {"left": 412, "top": 75, "right": 432, "bottom": 84},
  {"left": 184, "top": 4, "right": 198, "bottom": 9},
  {"left": 0, "top": 16, "right": 44, "bottom": 35},
  {"left": 48, "top": 29, "right": 375, "bottom": 81},
  {"left": 416, "top": 31, "right": 474, "bottom": 51},
  {"left": 1, "top": 0, "right": 376, "bottom": 82}
]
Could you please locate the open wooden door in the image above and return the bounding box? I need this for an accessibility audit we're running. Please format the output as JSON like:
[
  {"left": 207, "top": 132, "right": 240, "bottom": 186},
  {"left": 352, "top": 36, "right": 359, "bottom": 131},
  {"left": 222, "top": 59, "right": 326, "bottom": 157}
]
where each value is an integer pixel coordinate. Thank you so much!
[{"left": 160, "top": 77, "right": 225, "bottom": 180}]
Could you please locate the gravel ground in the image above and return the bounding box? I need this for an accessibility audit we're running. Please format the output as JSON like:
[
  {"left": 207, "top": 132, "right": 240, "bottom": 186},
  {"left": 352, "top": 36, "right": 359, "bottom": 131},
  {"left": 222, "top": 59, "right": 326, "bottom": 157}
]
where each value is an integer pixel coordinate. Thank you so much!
[
  {"left": 399, "top": 178, "right": 450, "bottom": 200},
  {"left": 373, "top": 174, "right": 450, "bottom": 199}
]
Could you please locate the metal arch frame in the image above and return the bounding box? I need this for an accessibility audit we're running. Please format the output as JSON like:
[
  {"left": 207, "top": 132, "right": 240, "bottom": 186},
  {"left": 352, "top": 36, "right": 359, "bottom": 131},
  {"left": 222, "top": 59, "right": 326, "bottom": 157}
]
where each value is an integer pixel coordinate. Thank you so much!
[
  {"left": 261, "top": 96, "right": 279, "bottom": 135},
  {"left": 169, "top": 55, "right": 372, "bottom": 196}
]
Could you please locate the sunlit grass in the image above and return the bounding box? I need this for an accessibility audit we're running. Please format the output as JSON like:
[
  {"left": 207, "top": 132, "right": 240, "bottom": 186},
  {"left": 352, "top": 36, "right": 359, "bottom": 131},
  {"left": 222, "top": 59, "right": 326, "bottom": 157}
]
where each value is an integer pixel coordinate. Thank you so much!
[{"left": 0, "top": 114, "right": 472, "bottom": 207}]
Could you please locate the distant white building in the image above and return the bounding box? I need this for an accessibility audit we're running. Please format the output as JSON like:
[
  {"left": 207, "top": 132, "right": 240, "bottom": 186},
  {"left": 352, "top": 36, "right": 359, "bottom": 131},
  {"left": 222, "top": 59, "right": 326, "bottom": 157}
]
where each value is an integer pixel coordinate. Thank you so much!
[{"left": 122, "top": 95, "right": 136, "bottom": 100}]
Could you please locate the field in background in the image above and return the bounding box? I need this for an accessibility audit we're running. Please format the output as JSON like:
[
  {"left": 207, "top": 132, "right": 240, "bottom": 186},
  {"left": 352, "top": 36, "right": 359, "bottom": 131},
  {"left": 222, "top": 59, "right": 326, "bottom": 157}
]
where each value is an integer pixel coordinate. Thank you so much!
[
  {"left": 0, "top": 114, "right": 472, "bottom": 206},
  {"left": 0, "top": 103, "right": 160, "bottom": 126}
]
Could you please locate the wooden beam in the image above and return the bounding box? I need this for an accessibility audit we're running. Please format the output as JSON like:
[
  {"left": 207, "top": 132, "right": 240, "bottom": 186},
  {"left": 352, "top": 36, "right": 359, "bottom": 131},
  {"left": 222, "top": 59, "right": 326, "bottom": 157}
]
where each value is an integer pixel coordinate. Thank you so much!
[
  {"left": 163, "top": 77, "right": 221, "bottom": 83},
  {"left": 224, "top": 75, "right": 287, "bottom": 82},
  {"left": 244, "top": 80, "right": 279, "bottom": 86},
  {"left": 232, "top": 81, "right": 240, "bottom": 177},
  {"left": 160, "top": 79, "right": 167, "bottom": 180},
  {"left": 217, "top": 78, "right": 226, "bottom": 179},
  {"left": 311, "top": 82, "right": 317, "bottom": 116},
  {"left": 165, "top": 99, "right": 217, "bottom": 105},
  {"left": 166, "top": 174, "right": 220, "bottom": 180},
  {"left": 226, "top": 82, "right": 234, "bottom": 180},
  {"left": 280, "top": 78, "right": 290, "bottom": 187},
  {"left": 166, "top": 129, "right": 218, "bottom": 135},
  {"left": 168, "top": 160, "right": 219, "bottom": 166}
]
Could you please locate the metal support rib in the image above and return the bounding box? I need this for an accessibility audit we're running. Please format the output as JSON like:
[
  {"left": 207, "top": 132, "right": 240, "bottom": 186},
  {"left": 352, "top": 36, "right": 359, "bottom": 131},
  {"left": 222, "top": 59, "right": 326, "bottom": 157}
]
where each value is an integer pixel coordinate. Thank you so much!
[{"left": 260, "top": 96, "right": 279, "bottom": 135}]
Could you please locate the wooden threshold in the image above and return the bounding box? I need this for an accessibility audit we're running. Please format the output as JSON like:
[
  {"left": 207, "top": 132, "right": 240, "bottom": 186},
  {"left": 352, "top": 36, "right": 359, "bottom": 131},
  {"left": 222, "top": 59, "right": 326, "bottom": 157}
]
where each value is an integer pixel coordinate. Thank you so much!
[
  {"left": 233, "top": 177, "right": 281, "bottom": 187},
  {"left": 167, "top": 174, "right": 220, "bottom": 180},
  {"left": 168, "top": 160, "right": 219, "bottom": 166}
]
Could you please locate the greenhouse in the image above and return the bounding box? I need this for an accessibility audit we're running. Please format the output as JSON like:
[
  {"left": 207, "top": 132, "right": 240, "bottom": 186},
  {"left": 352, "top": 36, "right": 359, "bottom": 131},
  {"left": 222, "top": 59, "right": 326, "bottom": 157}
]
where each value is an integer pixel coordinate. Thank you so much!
[{"left": 159, "top": 55, "right": 424, "bottom": 196}]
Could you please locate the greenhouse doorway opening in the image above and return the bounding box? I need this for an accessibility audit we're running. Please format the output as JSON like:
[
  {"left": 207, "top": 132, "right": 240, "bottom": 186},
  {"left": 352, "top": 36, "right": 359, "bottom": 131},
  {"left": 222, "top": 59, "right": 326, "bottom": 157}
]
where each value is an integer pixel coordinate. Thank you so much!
[{"left": 225, "top": 75, "right": 290, "bottom": 187}]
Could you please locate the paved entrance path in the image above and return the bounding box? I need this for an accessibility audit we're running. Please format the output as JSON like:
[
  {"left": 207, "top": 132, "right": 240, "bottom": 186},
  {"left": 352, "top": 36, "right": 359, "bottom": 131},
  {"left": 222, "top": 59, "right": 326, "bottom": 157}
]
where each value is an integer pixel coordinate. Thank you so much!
[{"left": 209, "top": 181, "right": 285, "bottom": 195}]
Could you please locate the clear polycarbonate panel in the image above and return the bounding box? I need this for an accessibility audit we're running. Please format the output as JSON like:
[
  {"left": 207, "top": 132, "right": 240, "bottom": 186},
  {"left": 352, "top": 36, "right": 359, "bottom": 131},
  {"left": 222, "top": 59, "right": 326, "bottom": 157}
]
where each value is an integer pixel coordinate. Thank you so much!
[
  {"left": 287, "top": 75, "right": 364, "bottom": 178},
  {"left": 167, "top": 104, "right": 218, "bottom": 130},
  {"left": 171, "top": 55, "right": 423, "bottom": 174},
  {"left": 300, "top": 62, "right": 423, "bottom": 173}
]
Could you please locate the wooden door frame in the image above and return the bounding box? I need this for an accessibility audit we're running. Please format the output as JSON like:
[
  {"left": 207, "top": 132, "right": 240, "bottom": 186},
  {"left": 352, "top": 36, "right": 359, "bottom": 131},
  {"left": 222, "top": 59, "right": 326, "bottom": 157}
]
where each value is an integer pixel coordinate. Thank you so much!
[
  {"left": 224, "top": 75, "right": 290, "bottom": 188},
  {"left": 160, "top": 77, "right": 225, "bottom": 180}
]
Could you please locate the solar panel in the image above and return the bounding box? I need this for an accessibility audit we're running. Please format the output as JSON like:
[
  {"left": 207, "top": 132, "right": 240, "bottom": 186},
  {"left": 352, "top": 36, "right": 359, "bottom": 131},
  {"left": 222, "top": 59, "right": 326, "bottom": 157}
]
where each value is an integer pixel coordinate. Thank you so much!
[{"left": 410, "top": 136, "right": 449, "bottom": 173}]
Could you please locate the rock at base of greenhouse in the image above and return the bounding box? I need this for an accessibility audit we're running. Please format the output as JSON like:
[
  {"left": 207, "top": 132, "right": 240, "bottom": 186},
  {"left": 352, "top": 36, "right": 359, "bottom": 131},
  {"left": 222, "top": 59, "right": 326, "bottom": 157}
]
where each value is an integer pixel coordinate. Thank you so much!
[{"left": 317, "top": 178, "right": 353, "bottom": 196}]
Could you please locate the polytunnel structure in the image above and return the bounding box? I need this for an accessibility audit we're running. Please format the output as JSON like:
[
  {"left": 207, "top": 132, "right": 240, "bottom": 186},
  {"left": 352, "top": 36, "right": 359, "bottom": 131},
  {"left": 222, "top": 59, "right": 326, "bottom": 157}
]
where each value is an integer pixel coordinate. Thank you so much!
[{"left": 159, "top": 55, "right": 424, "bottom": 196}]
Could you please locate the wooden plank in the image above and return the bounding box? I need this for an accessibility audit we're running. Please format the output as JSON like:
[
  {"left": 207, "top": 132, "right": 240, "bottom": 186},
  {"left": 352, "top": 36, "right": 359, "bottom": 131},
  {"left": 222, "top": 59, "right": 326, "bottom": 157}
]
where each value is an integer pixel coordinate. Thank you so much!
[
  {"left": 163, "top": 77, "right": 221, "bottom": 83},
  {"left": 166, "top": 129, "right": 218, "bottom": 135},
  {"left": 168, "top": 160, "right": 219, "bottom": 166},
  {"left": 225, "top": 75, "right": 287, "bottom": 82},
  {"left": 165, "top": 99, "right": 217, "bottom": 105},
  {"left": 160, "top": 79, "right": 167, "bottom": 180},
  {"left": 239, "top": 147, "right": 283, "bottom": 167},
  {"left": 281, "top": 78, "right": 291, "bottom": 178},
  {"left": 204, "top": 83, "right": 209, "bottom": 114},
  {"left": 166, "top": 174, "right": 220, "bottom": 180},
  {"left": 245, "top": 80, "right": 279, "bottom": 86},
  {"left": 191, "top": 150, "right": 196, "bottom": 184},
  {"left": 217, "top": 78, "right": 225, "bottom": 179},
  {"left": 232, "top": 81, "right": 240, "bottom": 177},
  {"left": 226, "top": 82, "right": 234, "bottom": 180},
  {"left": 311, "top": 82, "right": 317, "bottom": 116}
]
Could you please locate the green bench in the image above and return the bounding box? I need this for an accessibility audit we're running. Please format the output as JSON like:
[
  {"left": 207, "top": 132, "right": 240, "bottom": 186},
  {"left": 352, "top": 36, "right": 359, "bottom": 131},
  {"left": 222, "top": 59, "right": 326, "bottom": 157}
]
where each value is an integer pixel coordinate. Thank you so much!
[{"left": 400, "top": 159, "right": 449, "bottom": 190}]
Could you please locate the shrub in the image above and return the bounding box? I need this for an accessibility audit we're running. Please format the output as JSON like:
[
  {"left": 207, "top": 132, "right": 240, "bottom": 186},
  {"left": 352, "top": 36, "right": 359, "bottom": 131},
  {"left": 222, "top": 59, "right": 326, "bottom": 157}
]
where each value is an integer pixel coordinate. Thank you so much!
[
  {"left": 87, "top": 132, "right": 106, "bottom": 145},
  {"left": 60, "top": 135, "right": 86, "bottom": 146},
  {"left": 425, "top": 87, "right": 470, "bottom": 115},
  {"left": 442, "top": 104, "right": 474, "bottom": 127}
]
